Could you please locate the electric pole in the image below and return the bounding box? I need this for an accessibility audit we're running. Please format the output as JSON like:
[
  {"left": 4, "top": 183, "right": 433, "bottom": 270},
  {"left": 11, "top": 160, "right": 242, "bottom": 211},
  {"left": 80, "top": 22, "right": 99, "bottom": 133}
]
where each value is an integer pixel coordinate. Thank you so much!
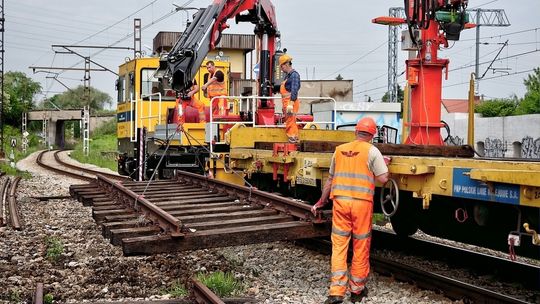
[
  {"left": 387, "top": 7, "right": 406, "bottom": 103},
  {"left": 468, "top": 8, "right": 510, "bottom": 94},
  {"left": 0, "top": 0, "right": 5, "bottom": 157}
]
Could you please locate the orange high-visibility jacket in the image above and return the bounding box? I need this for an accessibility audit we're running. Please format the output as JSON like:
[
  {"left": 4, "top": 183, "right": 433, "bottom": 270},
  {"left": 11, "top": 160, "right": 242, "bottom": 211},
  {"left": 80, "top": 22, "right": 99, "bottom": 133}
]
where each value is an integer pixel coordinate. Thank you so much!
[{"left": 330, "top": 141, "right": 375, "bottom": 201}]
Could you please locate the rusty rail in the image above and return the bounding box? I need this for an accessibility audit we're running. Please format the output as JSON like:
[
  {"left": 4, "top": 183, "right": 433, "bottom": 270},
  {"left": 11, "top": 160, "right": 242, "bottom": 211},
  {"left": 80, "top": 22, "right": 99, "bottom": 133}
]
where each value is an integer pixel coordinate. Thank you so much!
[
  {"left": 192, "top": 278, "right": 225, "bottom": 304},
  {"left": 53, "top": 150, "right": 128, "bottom": 181},
  {"left": 96, "top": 175, "right": 183, "bottom": 237},
  {"left": 8, "top": 177, "right": 21, "bottom": 230},
  {"left": 36, "top": 150, "right": 95, "bottom": 182},
  {"left": 0, "top": 177, "right": 9, "bottom": 226},
  {"left": 176, "top": 170, "right": 328, "bottom": 223}
]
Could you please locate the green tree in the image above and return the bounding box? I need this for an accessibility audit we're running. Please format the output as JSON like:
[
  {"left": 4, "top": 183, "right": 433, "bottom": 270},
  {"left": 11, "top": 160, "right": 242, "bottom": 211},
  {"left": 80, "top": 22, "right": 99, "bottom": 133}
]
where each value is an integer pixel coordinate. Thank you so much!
[
  {"left": 475, "top": 97, "right": 518, "bottom": 117},
  {"left": 382, "top": 84, "right": 404, "bottom": 103},
  {"left": 41, "top": 85, "right": 111, "bottom": 112},
  {"left": 335, "top": 74, "right": 344, "bottom": 81},
  {"left": 515, "top": 67, "right": 540, "bottom": 115},
  {"left": 4, "top": 71, "right": 41, "bottom": 126}
]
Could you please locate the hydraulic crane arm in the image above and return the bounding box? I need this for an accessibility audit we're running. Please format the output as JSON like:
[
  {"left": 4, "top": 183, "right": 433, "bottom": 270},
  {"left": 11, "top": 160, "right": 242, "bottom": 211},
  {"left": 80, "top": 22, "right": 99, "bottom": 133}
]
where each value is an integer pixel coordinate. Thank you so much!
[{"left": 164, "top": 0, "right": 278, "bottom": 98}]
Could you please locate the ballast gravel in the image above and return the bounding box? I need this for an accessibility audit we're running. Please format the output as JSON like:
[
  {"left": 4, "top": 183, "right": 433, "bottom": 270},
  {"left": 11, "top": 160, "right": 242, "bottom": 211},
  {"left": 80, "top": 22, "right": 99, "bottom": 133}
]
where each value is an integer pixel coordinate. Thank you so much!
[{"left": 0, "top": 150, "right": 460, "bottom": 303}]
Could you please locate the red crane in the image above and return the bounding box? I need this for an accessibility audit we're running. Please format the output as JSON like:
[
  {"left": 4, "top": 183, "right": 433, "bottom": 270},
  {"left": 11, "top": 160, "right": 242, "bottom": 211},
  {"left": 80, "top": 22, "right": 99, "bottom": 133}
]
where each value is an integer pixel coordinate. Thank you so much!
[{"left": 374, "top": 0, "right": 473, "bottom": 145}]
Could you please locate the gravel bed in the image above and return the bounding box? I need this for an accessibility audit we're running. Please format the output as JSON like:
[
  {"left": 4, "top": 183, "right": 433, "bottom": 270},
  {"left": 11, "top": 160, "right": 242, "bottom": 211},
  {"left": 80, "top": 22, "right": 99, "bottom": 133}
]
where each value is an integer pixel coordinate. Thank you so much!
[{"left": 0, "top": 151, "right": 460, "bottom": 303}]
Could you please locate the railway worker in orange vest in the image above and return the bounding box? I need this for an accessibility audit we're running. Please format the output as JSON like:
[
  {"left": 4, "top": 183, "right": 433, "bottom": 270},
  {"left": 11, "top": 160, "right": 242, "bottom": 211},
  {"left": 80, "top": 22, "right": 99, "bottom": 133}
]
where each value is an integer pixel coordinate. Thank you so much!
[
  {"left": 312, "top": 117, "right": 390, "bottom": 304},
  {"left": 279, "top": 54, "right": 301, "bottom": 143},
  {"left": 201, "top": 61, "right": 227, "bottom": 116}
]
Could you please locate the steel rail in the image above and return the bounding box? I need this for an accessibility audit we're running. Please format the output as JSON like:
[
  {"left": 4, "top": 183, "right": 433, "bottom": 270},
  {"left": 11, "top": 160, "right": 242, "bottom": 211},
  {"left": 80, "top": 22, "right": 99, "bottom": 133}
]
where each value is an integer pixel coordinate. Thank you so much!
[
  {"left": 371, "top": 256, "right": 530, "bottom": 304},
  {"left": 176, "top": 170, "right": 327, "bottom": 223},
  {"left": 297, "top": 236, "right": 531, "bottom": 304},
  {"left": 36, "top": 150, "right": 95, "bottom": 182},
  {"left": 8, "top": 177, "right": 22, "bottom": 230},
  {"left": 53, "top": 150, "right": 128, "bottom": 181},
  {"left": 96, "top": 175, "right": 183, "bottom": 237},
  {"left": 0, "top": 177, "right": 9, "bottom": 226},
  {"left": 192, "top": 278, "right": 225, "bottom": 304}
]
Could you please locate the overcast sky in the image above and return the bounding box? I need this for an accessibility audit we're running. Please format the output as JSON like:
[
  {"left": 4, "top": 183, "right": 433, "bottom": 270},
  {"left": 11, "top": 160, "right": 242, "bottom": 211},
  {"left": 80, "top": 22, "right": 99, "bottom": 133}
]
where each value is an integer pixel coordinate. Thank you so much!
[{"left": 7, "top": 0, "right": 540, "bottom": 107}]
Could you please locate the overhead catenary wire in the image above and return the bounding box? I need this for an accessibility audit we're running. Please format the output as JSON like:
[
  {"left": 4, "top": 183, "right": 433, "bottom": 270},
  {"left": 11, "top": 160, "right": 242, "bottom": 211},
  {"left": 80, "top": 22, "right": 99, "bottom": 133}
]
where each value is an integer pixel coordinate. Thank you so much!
[
  {"left": 444, "top": 69, "right": 535, "bottom": 88},
  {"left": 58, "top": 0, "right": 195, "bottom": 74},
  {"left": 321, "top": 40, "right": 387, "bottom": 80}
]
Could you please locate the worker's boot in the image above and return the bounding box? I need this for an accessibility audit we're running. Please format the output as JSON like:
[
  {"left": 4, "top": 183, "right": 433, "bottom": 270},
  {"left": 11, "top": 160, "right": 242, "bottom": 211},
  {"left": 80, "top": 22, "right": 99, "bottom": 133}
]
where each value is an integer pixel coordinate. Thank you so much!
[
  {"left": 350, "top": 286, "right": 368, "bottom": 303},
  {"left": 323, "top": 295, "right": 344, "bottom": 304}
]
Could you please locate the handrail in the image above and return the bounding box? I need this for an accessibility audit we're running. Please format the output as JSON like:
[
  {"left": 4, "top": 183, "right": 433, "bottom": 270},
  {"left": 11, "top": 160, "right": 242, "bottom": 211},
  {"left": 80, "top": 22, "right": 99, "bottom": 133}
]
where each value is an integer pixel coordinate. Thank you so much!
[
  {"left": 207, "top": 95, "right": 338, "bottom": 156},
  {"left": 139, "top": 92, "right": 162, "bottom": 133}
]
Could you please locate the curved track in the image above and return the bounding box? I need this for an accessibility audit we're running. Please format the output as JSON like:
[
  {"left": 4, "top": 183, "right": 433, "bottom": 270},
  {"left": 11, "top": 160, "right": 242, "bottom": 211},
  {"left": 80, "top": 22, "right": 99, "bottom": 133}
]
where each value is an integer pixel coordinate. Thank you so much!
[
  {"left": 36, "top": 150, "right": 128, "bottom": 182},
  {"left": 0, "top": 175, "right": 22, "bottom": 229}
]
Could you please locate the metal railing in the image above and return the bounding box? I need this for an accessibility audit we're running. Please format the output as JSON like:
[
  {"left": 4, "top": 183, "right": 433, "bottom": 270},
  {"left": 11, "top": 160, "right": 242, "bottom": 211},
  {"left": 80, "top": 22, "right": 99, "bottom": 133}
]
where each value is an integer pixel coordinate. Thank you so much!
[
  {"left": 208, "top": 95, "right": 337, "bottom": 155},
  {"left": 129, "top": 92, "right": 163, "bottom": 142}
]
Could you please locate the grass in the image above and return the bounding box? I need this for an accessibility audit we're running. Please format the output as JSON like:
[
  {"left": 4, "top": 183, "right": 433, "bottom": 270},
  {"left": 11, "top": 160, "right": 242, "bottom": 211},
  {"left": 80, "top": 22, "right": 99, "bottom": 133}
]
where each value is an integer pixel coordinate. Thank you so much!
[
  {"left": 45, "top": 237, "right": 64, "bottom": 262},
  {"left": 70, "top": 134, "right": 117, "bottom": 171},
  {"left": 70, "top": 118, "right": 118, "bottom": 171},
  {"left": 0, "top": 125, "right": 41, "bottom": 178},
  {"left": 162, "top": 280, "right": 188, "bottom": 298},
  {"left": 373, "top": 213, "right": 388, "bottom": 225},
  {"left": 44, "top": 293, "right": 54, "bottom": 304},
  {"left": 195, "top": 271, "right": 243, "bottom": 298}
]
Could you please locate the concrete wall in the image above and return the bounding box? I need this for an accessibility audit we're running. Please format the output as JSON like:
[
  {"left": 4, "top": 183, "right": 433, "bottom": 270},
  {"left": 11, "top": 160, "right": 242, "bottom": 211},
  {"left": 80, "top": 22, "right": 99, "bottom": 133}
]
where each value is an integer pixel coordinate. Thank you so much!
[
  {"left": 27, "top": 110, "right": 115, "bottom": 148},
  {"left": 441, "top": 112, "right": 540, "bottom": 158}
]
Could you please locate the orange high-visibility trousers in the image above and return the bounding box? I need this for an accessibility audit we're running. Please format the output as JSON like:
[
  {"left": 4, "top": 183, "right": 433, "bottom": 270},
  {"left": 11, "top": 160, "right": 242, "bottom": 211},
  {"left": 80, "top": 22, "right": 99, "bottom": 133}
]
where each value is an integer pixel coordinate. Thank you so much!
[
  {"left": 284, "top": 100, "right": 299, "bottom": 139},
  {"left": 329, "top": 198, "right": 373, "bottom": 296}
]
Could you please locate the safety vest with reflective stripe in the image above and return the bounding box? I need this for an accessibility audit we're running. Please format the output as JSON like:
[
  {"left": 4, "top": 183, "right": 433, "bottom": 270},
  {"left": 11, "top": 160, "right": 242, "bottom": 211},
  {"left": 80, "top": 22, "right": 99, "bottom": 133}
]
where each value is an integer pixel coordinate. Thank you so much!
[
  {"left": 330, "top": 140, "right": 375, "bottom": 201},
  {"left": 207, "top": 71, "right": 227, "bottom": 98}
]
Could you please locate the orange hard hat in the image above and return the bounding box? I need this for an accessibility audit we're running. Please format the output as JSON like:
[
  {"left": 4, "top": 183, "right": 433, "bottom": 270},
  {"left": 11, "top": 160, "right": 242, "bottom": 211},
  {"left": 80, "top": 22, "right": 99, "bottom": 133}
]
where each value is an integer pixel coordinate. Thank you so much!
[
  {"left": 279, "top": 54, "right": 292, "bottom": 66},
  {"left": 355, "top": 117, "right": 377, "bottom": 135}
]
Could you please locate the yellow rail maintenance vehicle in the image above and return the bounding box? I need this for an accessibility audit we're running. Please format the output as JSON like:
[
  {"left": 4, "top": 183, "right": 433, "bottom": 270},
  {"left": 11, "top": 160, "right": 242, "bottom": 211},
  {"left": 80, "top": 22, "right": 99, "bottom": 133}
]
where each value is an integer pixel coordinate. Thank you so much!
[
  {"left": 116, "top": 55, "right": 230, "bottom": 180},
  {"left": 131, "top": 0, "right": 540, "bottom": 258},
  {"left": 217, "top": 1, "right": 540, "bottom": 257}
]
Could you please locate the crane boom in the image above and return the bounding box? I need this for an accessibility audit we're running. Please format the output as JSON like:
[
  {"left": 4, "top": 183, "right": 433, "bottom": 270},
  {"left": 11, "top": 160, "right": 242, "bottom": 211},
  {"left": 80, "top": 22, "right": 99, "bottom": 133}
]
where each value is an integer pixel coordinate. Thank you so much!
[{"left": 163, "top": 0, "right": 279, "bottom": 101}]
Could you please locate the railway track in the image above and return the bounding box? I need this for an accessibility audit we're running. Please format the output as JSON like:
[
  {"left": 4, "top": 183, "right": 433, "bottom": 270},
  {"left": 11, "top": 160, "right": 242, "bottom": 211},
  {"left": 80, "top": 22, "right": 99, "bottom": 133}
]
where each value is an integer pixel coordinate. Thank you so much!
[
  {"left": 70, "top": 170, "right": 330, "bottom": 255},
  {"left": 297, "top": 231, "right": 537, "bottom": 304},
  {"left": 36, "top": 150, "right": 128, "bottom": 182},
  {"left": 0, "top": 175, "right": 22, "bottom": 230}
]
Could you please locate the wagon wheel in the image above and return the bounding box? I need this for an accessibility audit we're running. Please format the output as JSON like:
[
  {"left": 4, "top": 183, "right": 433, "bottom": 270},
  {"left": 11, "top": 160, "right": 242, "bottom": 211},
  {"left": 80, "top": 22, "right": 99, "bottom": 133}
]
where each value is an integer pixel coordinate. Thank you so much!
[{"left": 380, "top": 178, "right": 399, "bottom": 217}]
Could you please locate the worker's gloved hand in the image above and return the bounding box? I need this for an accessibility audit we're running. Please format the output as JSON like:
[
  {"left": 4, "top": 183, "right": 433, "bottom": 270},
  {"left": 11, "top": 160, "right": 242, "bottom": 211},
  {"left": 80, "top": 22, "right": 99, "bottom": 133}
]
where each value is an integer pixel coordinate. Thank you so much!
[
  {"left": 311, "top": 199, "right": 327, "bottom": 216},
  {"left": 383, "top": 156, "right": 392, "bottom": 166},
  {"left": 286, "top": 104, "right": 294, "bottom": 114}
]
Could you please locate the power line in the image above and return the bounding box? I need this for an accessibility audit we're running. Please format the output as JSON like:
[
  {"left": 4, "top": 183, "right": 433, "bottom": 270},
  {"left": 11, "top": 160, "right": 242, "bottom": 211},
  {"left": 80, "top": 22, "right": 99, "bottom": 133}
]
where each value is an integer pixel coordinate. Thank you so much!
[
  {"left": 459, "top": 27, "right": 540, "bottom": 42},
  {"left": 322, "top": 40, "right": 387, "bottom": 80},
  {"left": 444, "top": 69, "right": 534, "bottom": 88},
  {"left": 73, "top": 0, "right": 158, "bottom": 45},
  {"left": 449, "top": 49, "right": 540, "bottom": 72}
]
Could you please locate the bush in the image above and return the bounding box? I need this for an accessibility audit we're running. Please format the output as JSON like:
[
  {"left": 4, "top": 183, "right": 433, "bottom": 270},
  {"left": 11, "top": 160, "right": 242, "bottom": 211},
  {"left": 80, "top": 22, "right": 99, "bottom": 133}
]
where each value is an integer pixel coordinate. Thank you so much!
[
  {"left": 92, "top": 118, "right": 117, "bottom": 137},
  {"left": 475, "top": 98, "right": 517, "bottom": 117}
]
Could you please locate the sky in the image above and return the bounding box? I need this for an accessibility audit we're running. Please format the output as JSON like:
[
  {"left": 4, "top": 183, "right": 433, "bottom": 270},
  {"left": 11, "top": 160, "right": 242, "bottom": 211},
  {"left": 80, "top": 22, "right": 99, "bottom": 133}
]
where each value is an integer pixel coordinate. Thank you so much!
[{"left": 7, "top": 0, "right": 540, "bottom": 108}]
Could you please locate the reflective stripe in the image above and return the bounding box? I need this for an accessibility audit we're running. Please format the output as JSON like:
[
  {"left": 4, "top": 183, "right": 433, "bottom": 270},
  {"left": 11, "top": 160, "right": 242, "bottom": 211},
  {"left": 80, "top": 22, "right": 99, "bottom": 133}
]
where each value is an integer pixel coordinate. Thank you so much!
[
  {"left": 330, "top": 280, "right": 348, "bottom": 287},
  {"left": 332, "top": 184, "right": 375, "bottom": 195},
  {"left": 352, "top": 231, "right": 371, "bottom": 240},
  {"left": 334, "top": 172, "right": 375, "bottom": 183},
  {"left": 350, "top": 275, "right": 368, "bottom": 283},
  {"left": 331, "top": 270, "right": 347, "bottom": 277},
  {"left": 350, "top": 285, "right": 365, "bottom": 292},
  {"left": 333, "top": 195, "right": 372, "bottom": 203},
  {"left": 332, "top": 226, "right": 351, "bottom": 237}
]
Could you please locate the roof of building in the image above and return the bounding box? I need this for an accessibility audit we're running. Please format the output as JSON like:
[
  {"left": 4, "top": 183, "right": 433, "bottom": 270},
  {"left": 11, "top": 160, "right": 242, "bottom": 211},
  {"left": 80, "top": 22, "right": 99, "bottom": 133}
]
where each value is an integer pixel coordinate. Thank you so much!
[
  {"left": 442, "top": 98, "right": 481, "bottom": 113},
  {"left": 153, "top": 31, "right": 255, "bottom": 54}
]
